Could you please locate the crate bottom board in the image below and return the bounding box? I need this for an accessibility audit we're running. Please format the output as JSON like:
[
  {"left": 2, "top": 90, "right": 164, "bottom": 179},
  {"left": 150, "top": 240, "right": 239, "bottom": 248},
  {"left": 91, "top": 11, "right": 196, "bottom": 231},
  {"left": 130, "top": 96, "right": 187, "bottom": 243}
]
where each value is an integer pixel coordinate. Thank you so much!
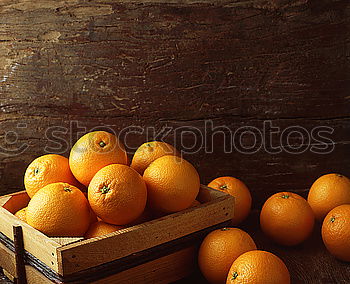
[{"left": 0, "top": 241, "right": 197, "bottom": 284}]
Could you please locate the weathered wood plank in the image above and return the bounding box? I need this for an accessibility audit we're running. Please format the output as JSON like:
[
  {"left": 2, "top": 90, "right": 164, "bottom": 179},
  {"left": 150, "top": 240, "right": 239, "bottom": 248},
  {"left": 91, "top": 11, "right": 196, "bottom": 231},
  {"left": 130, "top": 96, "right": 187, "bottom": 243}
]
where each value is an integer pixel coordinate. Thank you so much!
[
  {"left": 0, "top": 116, "right": 348, "bottom": 206},
  {"left": 0, "top": 0, "right": 349, "bottom": 209},
  {"left": 92, "top": 246, "right": 196, "bottom": 284},
  {"left": 0, "top": 243, "right": 196, "bottom": 284}
]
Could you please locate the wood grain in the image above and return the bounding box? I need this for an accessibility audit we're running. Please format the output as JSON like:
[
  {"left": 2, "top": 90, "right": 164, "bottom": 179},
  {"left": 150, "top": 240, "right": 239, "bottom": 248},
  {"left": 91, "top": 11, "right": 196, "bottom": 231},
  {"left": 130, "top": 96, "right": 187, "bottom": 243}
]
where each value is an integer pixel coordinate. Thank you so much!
[
  {"left": 0, "top": 244, "right": 16, "bottom": 279},
  {"left": 0, "top": 0, "right": 349, "bottom": 208},
  {"left": 0, "top": 244, "right": 196, "bottom": 284},
  {"left": 13, "top": 226, "right": 27, "bottom": 284},
  {"left": 91, "top": 246, "right": 196, "bottom": 284}
]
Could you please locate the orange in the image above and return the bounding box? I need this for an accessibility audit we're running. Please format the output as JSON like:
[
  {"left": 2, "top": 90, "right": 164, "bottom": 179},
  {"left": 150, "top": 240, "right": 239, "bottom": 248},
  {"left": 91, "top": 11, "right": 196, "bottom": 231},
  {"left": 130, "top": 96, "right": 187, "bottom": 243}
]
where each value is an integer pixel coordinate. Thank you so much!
[
  {"left": 14, "top": 207, "right": 27, "bottom": 222},
  {"left": 322, "top": 204, "right": 350, "bottom": 261},
  {"left": 69, "top": 131, "right": 128, "bottom": 186},
  {"left": 208, "top": 177, "right": 252, "bottom": 225},
  {"left": 143, "top": 155, "right": 200, "bottom": 213},
  {"left": 85, "top": 221, "right": 124, "bottom": 239},
  {"left": 24, "top": 154, "right": 80, "bottom": 198},
  {"left": 226, "top": 250, "right": 290, "bottom": 284},
  {"left": 26, "top": 183, "right": 90, "bottom": 236},
  {"left": 131, "top": 141, "right": 179, "bottom": 175},
  {"left": 260, "top": 192, "right": 314, "bottom": 246},
  {"left": 88, "top": 164, "right": 147, "bottom": 225},
  {"left": 198, "top": 227, "right": 257, "bottom": 284},
  {"left": 308, "top": 173, "right": 350, "bottom": 221}
]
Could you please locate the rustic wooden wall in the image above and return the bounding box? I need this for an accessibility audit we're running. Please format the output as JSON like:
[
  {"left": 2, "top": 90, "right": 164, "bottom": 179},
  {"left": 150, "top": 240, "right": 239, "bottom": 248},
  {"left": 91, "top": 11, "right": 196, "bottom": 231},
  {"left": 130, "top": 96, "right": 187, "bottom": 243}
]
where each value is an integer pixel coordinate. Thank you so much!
[{"left": 0, "top": 0, "right": 349, "bottom": 206}]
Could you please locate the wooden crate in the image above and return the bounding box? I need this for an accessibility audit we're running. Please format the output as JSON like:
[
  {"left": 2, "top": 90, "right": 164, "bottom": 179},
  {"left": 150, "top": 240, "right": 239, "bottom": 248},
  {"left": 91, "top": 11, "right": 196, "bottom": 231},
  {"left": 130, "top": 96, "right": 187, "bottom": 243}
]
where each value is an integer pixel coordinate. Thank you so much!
[{"left": 0, "top": 185, "right": 233, "bottom": 283}]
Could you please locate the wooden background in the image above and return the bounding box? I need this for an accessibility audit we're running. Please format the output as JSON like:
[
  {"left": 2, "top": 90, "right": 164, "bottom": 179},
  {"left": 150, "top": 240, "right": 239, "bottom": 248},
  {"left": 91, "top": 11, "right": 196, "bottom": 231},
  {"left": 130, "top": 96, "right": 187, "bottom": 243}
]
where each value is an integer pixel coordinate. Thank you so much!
[
  {"left": 0, "top": 0, "right": 349, "bottom": 208},
  {"left": 0, "top": 0, "right": 349, "bottom": 283}
]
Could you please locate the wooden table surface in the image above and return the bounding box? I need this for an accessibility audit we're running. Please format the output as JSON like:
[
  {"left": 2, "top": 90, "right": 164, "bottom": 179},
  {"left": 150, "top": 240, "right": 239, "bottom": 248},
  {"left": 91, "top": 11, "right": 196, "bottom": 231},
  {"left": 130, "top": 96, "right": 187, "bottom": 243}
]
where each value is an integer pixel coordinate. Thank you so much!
[
  {"left": 1, "top": 210, "right": 349, "bottom": 284},
  {"left": 179, "top": 210, "right": 350, "bottom": 284}
]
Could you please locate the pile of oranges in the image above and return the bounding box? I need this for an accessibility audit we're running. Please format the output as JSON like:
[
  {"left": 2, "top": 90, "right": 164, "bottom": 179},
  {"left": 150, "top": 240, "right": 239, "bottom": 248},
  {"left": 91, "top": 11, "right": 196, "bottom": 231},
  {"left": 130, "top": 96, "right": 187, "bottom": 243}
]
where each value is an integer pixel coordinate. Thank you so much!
[
  {"left": 198, "top": 173, "right": 350, "bottom": 283},
  {"left": 12, "top": 130, "right": 350, "bottom": 283},
  {"left": 16, "top": 131, "right": 200, "bottom": 238}
]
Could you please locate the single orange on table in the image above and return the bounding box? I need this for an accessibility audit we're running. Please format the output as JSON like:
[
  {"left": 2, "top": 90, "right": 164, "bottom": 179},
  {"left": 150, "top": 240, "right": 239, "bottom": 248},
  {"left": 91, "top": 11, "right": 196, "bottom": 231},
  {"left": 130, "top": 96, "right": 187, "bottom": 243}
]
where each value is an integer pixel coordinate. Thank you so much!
[
  {"left": 69, "top": 131, "right": 128, "bottom": 186},
  {"left": 26, "top": 183, "right": 90, "bottom": 236},
  {"left": 143, "top": 155, "right": 200, "bottom": 213},
  {"left": 198, "top": 227, "right": 256, "bottom": 284},
  {"left": 15, "top": 207, "right": 27, "bottom": 222},
  {"left": 88, "top": 164, "right": 147, "bottom": 225},
  {"left": 208, "top": 176, "right": 252, "bottom": 225},
  {"left": 131, "top": 141, "right": 179, "bottom": 175},
  {"left": 260, "top": 192, "right": 314, "bottom": 246},
  {"left": 322, "top": 204, "right": 350, "bottom": 262},
  {"left": 85, "top": 221, "right": 124, "bottom": 239},
  {"left": 308, "top": 173, "right": 350, "bottom": 222},
  {"left": 24, "top": 154, "right": 80, "bottom": 198},
  {"left": 226, "top": 250, "right": 290, "bottom": 284}
]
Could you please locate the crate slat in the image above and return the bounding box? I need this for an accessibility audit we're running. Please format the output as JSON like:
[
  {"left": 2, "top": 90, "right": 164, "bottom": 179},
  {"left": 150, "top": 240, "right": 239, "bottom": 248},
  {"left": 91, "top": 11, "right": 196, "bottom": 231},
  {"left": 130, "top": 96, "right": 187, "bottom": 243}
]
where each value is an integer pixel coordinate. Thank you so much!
[
  {"left": 1, "top": 241, "right": 197, "bottom": 284},
  {"left": 0, "top": 242, "right": 16, "bottom": 279},
  {"left": 92, "top": 246, "right": 197, "bottom": 284}
]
